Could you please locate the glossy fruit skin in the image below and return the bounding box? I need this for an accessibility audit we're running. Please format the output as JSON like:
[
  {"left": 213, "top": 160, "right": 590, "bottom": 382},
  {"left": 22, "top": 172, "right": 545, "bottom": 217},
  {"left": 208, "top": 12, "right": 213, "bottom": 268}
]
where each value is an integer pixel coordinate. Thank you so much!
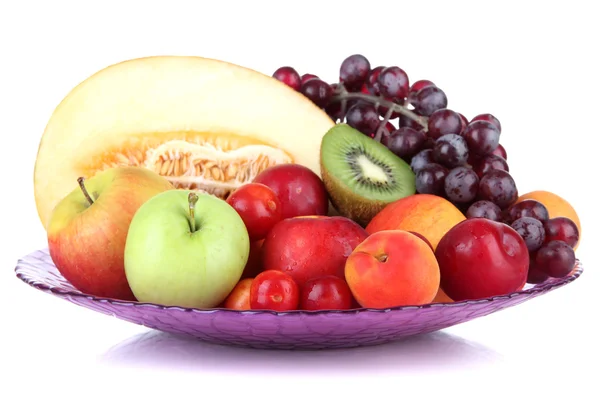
[
  {"left": 478, "top": 169, "right": 518, "bottom": 209},
  {"left": 511, "top": 217, "right": 546, "bottom": 252},
  {"left": 506, "top": 199, "right": 550, "bottom": 224},
  {"left": 535, "top": 240, "right": 576, "bottom": 278},
  {"left": 410, "top": 149, "right": 435, "bottom": 171},
  {"left": 250, "top": 270, "right": 299, "bottom": 311},
  {"left": 300, "top": 275, "right": 353, "bottom": 311},
  {"left": 377, "top": 66, "right": 410, "bottom": 99},
  {"left": 435, "top": 218, "right": 529, "bottom": 301},
  {"left": 427, "top": 109, "right": 462, "bottom": 140},
  {"left": 415, "top": 163, "right": 449, "bottom": 196},
  {"left": 544, "top": 217, "right": 579, "bottom": 248},
  {"left": 473, "top": 154, "right": 509, "bottom": 178},
  {"left": 262, "top": 216, "right": 369, "bottom": 286},
  {"left": 227, "top": 183, "right": 282, "bottom": 241},
  {"left": 272, "top": 67, "right": 302, "bottom": 91},
  {"left": 365, "top": 66, "right": 385, "bottom": 95},
  {"left": 223, "top": 278, "right": 254, "bottom": 310},
  {"left": 346, "top": 103, "right": 380, "bottom": 134},
  {"left": 411, "top": 86, "right": 448, "bottom": 116},
  {"left": 300, "top": 78, "right": 333, "bottom": 108},
  {"left": 385, "top": 127, "right": 427, "bottom": 159},
  {"left": 444, "top": 167, "right": 479, "bottom": 203},
  {"left": 465, "top": 200, "right": 503, "bottom": 221},
  {"left": 491, "top": 143, "right": 507, "bottom": 160},
  {"left": 301, "top": 73, "right": 319, "bottom": 84},
  {"left": 340, "top": 54, "right": 371, "bottom": 91},
  {"left": 433, "top": 134, "right": 469, "bottom": 168},
  {"left": 471, "top": 113, "right": 502, "bottom": 133},
  {"left": 253, "top": 164, "right": 329, "bottom": 219},
  {"left": 462, "top": 120, "right": 500, "bottom": 156}
]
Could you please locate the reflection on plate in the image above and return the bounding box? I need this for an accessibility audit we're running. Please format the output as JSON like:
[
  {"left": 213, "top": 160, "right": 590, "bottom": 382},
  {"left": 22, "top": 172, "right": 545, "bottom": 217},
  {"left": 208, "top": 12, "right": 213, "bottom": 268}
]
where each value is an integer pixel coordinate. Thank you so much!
[{"left": 15, "top": 248, "right": 583, "bottom": 350}]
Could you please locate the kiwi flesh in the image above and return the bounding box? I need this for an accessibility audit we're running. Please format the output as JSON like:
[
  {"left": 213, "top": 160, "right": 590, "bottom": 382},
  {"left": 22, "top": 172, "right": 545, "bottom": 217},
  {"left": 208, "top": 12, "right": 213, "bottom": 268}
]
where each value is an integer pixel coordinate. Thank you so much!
[{"left": 320, "top": 124, "right": 416, "bottom": 226}]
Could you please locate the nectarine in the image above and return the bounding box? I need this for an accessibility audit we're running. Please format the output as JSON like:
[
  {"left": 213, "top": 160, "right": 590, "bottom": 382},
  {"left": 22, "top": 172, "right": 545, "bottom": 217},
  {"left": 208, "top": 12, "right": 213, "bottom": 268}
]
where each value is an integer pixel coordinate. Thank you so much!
[
  {"left": 344, "top": 230, "right": 440, "bottom": 308},
  {"left": 366, "top": 194, "right": 465, "bottom": 250}
]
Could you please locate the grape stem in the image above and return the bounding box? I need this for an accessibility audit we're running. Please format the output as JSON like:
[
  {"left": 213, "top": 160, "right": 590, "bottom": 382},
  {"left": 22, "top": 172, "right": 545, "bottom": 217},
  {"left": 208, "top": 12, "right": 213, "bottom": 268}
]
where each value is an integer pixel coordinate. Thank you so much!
[
  {"left": 330, "top": 87, "right": 428, "bottom": 130},
  {"left": 374, "top": 106, "right": 394, "bottom": 142}
]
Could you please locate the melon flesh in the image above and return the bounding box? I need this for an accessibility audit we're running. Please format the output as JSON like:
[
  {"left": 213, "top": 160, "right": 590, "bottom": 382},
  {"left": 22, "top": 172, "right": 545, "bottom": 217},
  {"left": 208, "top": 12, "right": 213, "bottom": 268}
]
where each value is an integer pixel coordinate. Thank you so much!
[{"left": 34, "top": 56, "right": 335, "bottom": 229}]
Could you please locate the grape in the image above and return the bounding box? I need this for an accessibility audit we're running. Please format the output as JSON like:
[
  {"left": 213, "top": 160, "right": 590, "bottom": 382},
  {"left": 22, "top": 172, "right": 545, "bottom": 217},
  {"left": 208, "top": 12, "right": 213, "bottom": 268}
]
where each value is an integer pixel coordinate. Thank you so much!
[
  {"left": 408, "top": 80, "right": 435, "bottom": 103},
  {"left": 427, "top": 109, "right": 462, "bottom": 140},
  {"left": 377, "top": 66, "right": 410, "bottom": 99},
  {"left": 444, "top": 167, "right": 479, "bottom": 203},
  {"left": 399, "top": 114, "right": 425, "bottom": 131},
  {"left": 411, "top": 86, "right": 448, "bottom": 116},
  {"left": 471, "top": 113, "right": 501, "bottom": 133},
  {"left": 433, "top": 134, "right": 469, "bottom": 168},
  {"left": 410, "top": 149, "right": 435, "bottom": 171},
  {"left": 511, "top": 217, "right": 546, "bottom": 252},
  {"left": 506, "top": 199, "right": 549, "bottom": 223},
  {"left": 466, "top": 200, "right": 503, "bottom": 221},
  {"left": 458, "top": 113, "right": 469, "bottom": 132},
  {"left": 472, "top": 154, "right": 509, "bottom": 178},
  {"left": 273, "top": 66, "right": 302, "bottom": 91},
  {"left": 462, "top": 120, "right": 500, "bottom": 156},
  {"left": 544, "top": 217, "right": 579, "bottom": 248},
  {"left": 300, "top": 79, "right": 333, "bottom": 108},
  {"left": 339, "top": 54, "right": 371, "bottom": 91},
  {"left": 385, "top": 128, "right": 427, "bottom": 159},
  {"left": 365, "top": 66, "right": 385, "bottom": 95},
  {"left": 536, "top": 240, "right": 576, "bottom": 278},
  {"left": 415, "top": 163, "right": 448, "bottom": 196},
  {"left": 478, "top": 169, "right": 518, "bottom": 209},
  {"left": 491, "top": 143, "right": 507, "bottom": 160},
  {"left": 372, "top": 121, "right": 397, "bottom": 142},
  {"left": 527, "top": 255, "right": 549, "bottom": 284},
  {"left": 346, "top": 103, "right": 380, "bottom": 134},
  {"left": 301, "top": 73, "right": 319, "bottom": 84}
]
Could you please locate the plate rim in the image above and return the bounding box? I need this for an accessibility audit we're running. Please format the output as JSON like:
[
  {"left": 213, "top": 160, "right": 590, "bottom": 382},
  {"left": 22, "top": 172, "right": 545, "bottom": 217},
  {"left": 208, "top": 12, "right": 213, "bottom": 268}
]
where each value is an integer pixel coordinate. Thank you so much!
[{"left": 15, "top": 247, "right": 584, "bottom": 317}]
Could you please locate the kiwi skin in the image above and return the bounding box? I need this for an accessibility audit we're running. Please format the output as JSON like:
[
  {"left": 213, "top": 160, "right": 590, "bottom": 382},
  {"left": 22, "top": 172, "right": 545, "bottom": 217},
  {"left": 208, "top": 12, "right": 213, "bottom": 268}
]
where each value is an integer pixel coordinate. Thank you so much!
[
  {"left": 319, "top": 124, "right": 416, "bottom": 227},
  {"left": 320, "top": 166, "right": 390, "bottom": 226}
]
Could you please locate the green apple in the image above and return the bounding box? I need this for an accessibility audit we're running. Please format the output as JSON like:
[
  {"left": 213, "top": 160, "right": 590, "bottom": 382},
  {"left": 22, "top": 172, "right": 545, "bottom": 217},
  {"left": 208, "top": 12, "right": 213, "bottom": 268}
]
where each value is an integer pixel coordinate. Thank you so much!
[{"left": 123, "top": 189, "right": 250, "bottom": 308}]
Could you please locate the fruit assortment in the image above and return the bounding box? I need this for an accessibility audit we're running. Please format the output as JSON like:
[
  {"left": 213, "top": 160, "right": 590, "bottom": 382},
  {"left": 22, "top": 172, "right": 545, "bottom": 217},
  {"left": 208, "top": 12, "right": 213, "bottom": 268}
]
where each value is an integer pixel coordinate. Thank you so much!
[{"left": 37, "top": 54, "right": 582, "bottom": 314}]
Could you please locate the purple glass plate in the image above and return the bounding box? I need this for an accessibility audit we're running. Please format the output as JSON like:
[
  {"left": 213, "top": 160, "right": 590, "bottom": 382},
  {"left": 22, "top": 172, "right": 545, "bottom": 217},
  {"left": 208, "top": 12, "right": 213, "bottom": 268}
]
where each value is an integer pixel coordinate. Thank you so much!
[{"left": 16, "top": 248, "right": 583, "bottom": 350}]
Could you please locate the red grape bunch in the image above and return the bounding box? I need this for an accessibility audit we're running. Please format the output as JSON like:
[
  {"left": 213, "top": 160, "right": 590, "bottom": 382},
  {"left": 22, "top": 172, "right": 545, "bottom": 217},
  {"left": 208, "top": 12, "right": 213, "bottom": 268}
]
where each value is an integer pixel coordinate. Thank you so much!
[{"left": 272, "top": 54, "right": 578, "bottom": 284}]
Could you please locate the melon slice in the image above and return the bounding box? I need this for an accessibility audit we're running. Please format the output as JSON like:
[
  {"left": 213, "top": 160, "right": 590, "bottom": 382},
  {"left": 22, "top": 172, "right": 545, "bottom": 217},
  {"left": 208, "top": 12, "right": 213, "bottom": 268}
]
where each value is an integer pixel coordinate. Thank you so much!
[{"left": 34, "top": 56, "right": 335, "bottom": 229}]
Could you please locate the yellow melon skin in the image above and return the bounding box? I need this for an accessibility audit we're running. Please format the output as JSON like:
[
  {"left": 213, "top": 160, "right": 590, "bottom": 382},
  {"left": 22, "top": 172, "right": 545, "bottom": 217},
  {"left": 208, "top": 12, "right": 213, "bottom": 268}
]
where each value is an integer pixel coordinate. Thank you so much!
[{"left": 34, "top": 56, "right": 335, "bottom": 230}]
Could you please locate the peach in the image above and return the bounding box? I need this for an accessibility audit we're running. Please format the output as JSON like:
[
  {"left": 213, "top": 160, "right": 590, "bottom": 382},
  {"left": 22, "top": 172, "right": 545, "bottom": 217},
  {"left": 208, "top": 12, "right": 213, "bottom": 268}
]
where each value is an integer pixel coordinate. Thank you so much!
[
  {"left": 366, "top": 194, "right": 465, "bottom": 250},
  {"left": 262, "top": 216, "right": 368, "bottom": 286},
  {"left": 344, "top": 230, "right": 440, "bottom": 308}
]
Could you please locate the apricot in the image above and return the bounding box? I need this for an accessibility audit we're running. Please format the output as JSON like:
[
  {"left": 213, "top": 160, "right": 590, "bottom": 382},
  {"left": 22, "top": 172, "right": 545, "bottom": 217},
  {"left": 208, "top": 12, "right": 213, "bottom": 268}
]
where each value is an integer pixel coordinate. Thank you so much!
[
  {"left": 223, "top": 278, "right": 253, "bottom": 310},
  {"left": 344, "top": 230, "right": 440, "bottom": 308},
  {"left": 517, "top": 190, "right": 581, "bottom": 248},
  {"left": 366, "top": 194, "right": 466, "bottom": 250}
]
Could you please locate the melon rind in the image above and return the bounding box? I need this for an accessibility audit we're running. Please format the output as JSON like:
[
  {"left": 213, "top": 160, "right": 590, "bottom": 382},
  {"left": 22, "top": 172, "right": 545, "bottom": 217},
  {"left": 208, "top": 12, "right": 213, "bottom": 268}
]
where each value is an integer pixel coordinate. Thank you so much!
[{"left": 34, "top": 56, "right": 335, "bottom": 229}]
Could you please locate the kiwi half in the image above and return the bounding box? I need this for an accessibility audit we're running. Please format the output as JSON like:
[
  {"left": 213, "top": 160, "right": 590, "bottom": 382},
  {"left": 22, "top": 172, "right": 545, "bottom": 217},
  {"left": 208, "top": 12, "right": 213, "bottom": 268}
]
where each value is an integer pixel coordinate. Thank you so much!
[{"left": 320, "top": 124, "right": 416, "bottom": 226}]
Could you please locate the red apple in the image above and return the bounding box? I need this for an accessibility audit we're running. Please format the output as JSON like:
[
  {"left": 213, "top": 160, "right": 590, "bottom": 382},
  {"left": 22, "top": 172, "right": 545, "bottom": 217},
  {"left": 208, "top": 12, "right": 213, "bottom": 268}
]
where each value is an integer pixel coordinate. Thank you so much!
[
  {"left": 46, "top": 166, "right": 174, "bottom": 300},
  {"left": 253, "top": 164, "right": 329, "bottom": 219},
  {"left": 262, "top": 216, "right": 368, "bottom": 286},
  {"left": 435, "top": 218, "right": 529, "bottom": 301}
]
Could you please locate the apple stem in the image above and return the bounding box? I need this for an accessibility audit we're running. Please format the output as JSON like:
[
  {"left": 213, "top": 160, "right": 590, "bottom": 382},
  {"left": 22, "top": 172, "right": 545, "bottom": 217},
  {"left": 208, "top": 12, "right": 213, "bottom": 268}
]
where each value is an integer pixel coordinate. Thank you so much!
[
  {"left": 188, "top": 192, "right": 199, "bottom": 232},
  {"left": 77, "top": 177, "right": 94, "bottom": 205}
]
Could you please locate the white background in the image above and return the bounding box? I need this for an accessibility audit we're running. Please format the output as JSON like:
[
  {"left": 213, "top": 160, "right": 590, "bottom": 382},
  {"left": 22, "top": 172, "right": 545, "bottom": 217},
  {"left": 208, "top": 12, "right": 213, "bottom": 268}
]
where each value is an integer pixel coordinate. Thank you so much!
[{"left": 1, "top": 1, "right": 598, "bottom": 399}]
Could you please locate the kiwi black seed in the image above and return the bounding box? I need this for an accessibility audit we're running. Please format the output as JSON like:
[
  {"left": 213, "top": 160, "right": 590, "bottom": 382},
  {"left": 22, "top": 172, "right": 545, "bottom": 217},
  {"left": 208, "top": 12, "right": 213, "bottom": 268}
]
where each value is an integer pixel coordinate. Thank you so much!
[{"left": 319, "top": 124, "right": 416, "bottom": 226}]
